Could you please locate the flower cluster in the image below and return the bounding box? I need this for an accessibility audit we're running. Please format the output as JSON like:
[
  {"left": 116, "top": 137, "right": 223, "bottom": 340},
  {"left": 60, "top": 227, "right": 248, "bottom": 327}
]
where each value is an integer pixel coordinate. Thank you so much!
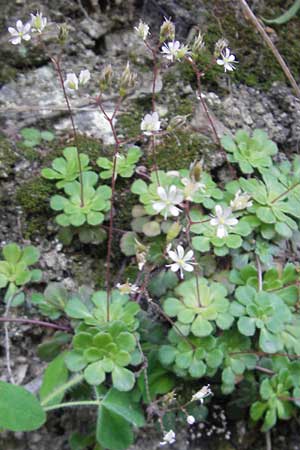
[
  {"left": 191, "top": 385, "right": 213, "bottom": 403},
  {"left": 160, "top": 430, "right": 176, "bottom": 446},
  {"left": 8, "top": 12, "right": 47, "bottom": 45}
]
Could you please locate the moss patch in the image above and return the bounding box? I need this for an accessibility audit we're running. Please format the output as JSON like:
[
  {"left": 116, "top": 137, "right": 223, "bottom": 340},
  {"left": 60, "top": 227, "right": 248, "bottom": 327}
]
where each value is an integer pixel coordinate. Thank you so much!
[
  {"left": 15, "top": 177, "right": 55, "bottom": 238},
  {"left": 0, "top": 134, "right": 18, "bottom": 178},
  {"left": 146, "top": 129, "right": 219, "bottom": 171}
]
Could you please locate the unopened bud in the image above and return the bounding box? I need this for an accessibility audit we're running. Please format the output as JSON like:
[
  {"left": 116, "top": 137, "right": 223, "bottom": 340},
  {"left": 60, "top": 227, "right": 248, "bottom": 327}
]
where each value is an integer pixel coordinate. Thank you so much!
[
  {"left": 159, "top": 17, "right": 175, "bottom": 42},
  {"left": 99, "top": 64, "right": 113, "bottom": 92},
  {"left": 214, "top": 38, "right": 229, "bottom": 57},
  {"left": 166, "top": 222, "right": 182, "bottom": 243},
  {"left": 134, "top": 20, "right": 150, "bottom": 41},
  {"left": 57, "top": 24, "right": 69, "bottom": 45},
  {"left": 192, "top": 31, "right": 205, "bottom": 55},
  {"left": 119, "top": 62, "right": 136, "bottom": 96},
  {"left": 189, "top": 160, "right": 203, "bottom": 182}
]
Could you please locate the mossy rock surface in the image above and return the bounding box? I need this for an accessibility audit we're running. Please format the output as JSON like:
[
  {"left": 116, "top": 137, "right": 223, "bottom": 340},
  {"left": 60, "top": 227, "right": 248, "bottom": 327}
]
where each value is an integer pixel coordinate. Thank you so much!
[
  {"left": 201, "top": 0, "right": 300, "bottom": 91},
  {"left": 0, "top": 134, "right": 18, "bottom": 178},
  {"left": 15, "top": 176, "right": 55, "bottom": 238}
]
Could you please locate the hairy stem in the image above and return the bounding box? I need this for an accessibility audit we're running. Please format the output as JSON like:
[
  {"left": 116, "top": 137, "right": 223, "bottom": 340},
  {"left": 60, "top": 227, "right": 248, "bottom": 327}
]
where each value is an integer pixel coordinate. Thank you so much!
[
  {"left": 41, "top": 374, "right": 84, "bottom": 407},
  {"left": 44, "top": 399, "right": 100, "bottom": 412}
]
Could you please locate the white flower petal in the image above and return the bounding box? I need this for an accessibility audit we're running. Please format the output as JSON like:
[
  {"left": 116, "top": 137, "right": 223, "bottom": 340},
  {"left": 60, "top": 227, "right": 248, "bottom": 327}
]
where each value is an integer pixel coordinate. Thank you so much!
[
  {"left": 217, "top": 225, "right": 227, "bottom": 238},
  {"left": 157, "top": 186, "right": 167, "bottom": 201}
]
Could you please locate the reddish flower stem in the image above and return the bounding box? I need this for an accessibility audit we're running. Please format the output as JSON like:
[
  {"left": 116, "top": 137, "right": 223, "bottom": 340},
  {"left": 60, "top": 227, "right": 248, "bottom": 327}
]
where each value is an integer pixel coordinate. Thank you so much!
[
  {"left": 96, "top": 95, "right": 123, "bottom": 321},
  {"left": 0, "top": 317, "right": 72, "bottom": 332}
]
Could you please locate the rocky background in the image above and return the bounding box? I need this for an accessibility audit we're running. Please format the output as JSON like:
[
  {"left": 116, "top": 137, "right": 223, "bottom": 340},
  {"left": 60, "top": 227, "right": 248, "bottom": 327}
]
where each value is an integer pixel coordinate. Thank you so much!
[{"left": 0, "top": 0, "right": 300, "bottom": 449}]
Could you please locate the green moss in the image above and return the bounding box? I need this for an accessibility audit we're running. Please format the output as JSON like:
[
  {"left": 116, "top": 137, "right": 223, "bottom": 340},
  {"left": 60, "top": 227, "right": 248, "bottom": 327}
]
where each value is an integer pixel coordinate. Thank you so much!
[
  {"left": 15, "top": 176, "right": 55, "bottom": 238},
  {"left": 0, "top": 64, "right": 17, "bottom": 84},
  {"left": 147, "top": 130, "right": 219, "bottom": 171},
  {"left": 0, "top": 134, "right": 18, "bottom": 177}
]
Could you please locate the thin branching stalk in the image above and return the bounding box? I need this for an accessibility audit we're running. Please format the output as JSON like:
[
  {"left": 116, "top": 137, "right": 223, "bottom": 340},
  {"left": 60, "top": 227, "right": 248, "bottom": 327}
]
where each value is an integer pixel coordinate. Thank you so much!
[
  {"left": 256, "top": 254, "right": 263, "bottom": 292},
  {"left": 271, "top": 181, "right": 300, "bottom": 204},
  {"left": 52, "top": 57, "right": 85, "bottom": 206},
  {"left": 96, "top": 95, "right": 123, "bottom": 321}
]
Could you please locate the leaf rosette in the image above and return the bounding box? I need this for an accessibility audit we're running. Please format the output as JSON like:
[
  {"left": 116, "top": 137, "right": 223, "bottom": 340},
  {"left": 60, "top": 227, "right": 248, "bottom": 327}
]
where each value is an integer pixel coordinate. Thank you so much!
[
  {"left": 50, "top": 172, "right": 111, "bottom": 227},
  {"left": 163, "top": 277, "right": 234, "bottom": 337},
  {"left": 65, "top": 321, "right": 138, "bottom": 391},
  {"left": 230, "top": 286, "right": 292, "bottom": 353},
  {"left": 42, "top": 147, "right": 91, "bottom": 188},
  {"left": 159, "top": 330, "right": 223, "bottom": 378},
  {"left": 221, "top": 129, "right": 278, "bottom": 174}
]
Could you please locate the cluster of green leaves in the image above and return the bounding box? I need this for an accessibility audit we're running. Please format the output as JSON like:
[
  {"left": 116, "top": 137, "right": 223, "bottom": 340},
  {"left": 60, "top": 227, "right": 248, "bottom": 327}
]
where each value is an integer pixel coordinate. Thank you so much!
[
  {"left": 221, "top": 129, "right": 278, "bottom": 174},
  {"left": 20, "top": 127, "right": 55, "bottom": 148},
  {"left": 163, "top": 276, "right": 233, "bottom": 336},
  {"left": 0, "top": 243, "right": 41, "bottom": 305},
  {"left": 97, "top": 146, "right": 142, "bottom": 179},
  {"left": 42, "top": 147, "right": 91, "bottom": 188},
  {"left": 50, "top": 172, "right": 111, "bottom": 227}
]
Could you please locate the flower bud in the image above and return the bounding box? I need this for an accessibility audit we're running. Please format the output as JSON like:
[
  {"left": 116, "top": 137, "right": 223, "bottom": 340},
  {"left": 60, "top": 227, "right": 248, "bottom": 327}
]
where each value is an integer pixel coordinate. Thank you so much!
[
  {"left": 214, "top": 38, "right": 229, "bottom": 57},
  {"left": 189, "top": 160, "right": 203, "bottom": 182},
  {"left": 192, "top": 31, "right": 205, "bottom": 55},
  {"left": 99, "top": 64, "right": 113, "bottom": 92},
  {"left": 119, "top": 62, "right": 136, "bottom": 96},
  {"left": 166, "top": 222, "right": 182, "bottom": 243},
  {"left": 57, "top": 24, "right": 69, "bottom": 45},
  {"left": 134, "top": 20, "right": 150, "bottom": 40},
  {"left": 159, "top": 17, "right": 175, "bottom": 42}
]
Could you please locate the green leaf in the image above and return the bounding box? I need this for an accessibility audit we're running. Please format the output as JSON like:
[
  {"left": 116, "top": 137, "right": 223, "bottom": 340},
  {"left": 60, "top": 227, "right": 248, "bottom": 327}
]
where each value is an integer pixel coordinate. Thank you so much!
[
  {"left": 250, "top": 401, "right": 267, "bottom": 421},
  {"left": 65, "top": 298, "right": 93, "bottom": 319},
  {"left": 65, "top": 351, "right": 87, "bottom": 372},
  {"left": 0, "top": 381, "right": 46, "bottom": 431},
  {"left": 159, "top": 345, "right": 176, "bottom": 365},
  {"left": 97, "top": 405, "right": 133, "bottom": 450},
  {"left": 262, "top": 0, "right": 300, "bottom": 24},
  {"left": 192, "top": 236, "right": 210, "bottom": 252},
  {"left": 112, "top": 367, "right": 135, "bottom": 392},
  {"left": 3, "top": 243, "right": 21, "bottom": 263},
  {"left": 84, "top": 362, "right": 106, "bottom": 385},
  {"left": 39, "top": 353, "right": 68, "bottom": 406},
  {"left": 102, "top": 389, "right": 145, "bottom": 427},
  {"left": 40, "top": 130, "right": 55, "bottom": 141},
  {"left": 238, "top": 316, "right": 256, "bottom": 336},
  {"left": 21, "top": 127, "right": 41, "bottom": 142},
  {"left": 191, "top": 317, "right": 213, "bottom": 337}
]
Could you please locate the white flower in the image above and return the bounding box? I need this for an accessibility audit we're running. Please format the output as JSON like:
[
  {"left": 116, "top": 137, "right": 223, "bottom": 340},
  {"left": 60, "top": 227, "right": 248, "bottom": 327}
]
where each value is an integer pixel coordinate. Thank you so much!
[
  {"left": 160, "top": 430, "right": 176, "bottom": 446},
  {"left": 166, "top": 245, "right": 195, "bottom": 279},
  {"left": 134, "top": 20, "right": 150, "bottom": 40},
  {"left": 161, "top": 40, "right": 190, "bottom": 62},
  {"left": 216, "top": 48, "right": 238, "bottom": 72},
  {"left": 31, "top": 11, "right": 47, "bottom": 33},
  {"left": 191, "top": 385, "right": 212, "bottom": 403},
  {"left": 230, "top": 189, "right": 252, "bottom": 211},
  {"left": 210, "top": 205, "right": 238, "bottom": 238},
  {"left": 64, "top": 73, "right": 79, "bottom": 92},
  {"left": 8, "top": 20, "right": 31, "bottom": 45},
  {"left": 79, "top": 69, "right": 91, "bottom": 85},
  {"left": 187, "top": 415, "right": 195, "bottom": 425},
  {"left": 141, "top": 111, "right": 161, "bottom": 135},
  {"left": 181, "top": 177, "right": 206, "bottom": 201},
  {"left": 116, "top": 282, "right": 139, "bottom": 295},
  {"left": 152, "top": 185, "right": 183, "bottom": 219}
]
